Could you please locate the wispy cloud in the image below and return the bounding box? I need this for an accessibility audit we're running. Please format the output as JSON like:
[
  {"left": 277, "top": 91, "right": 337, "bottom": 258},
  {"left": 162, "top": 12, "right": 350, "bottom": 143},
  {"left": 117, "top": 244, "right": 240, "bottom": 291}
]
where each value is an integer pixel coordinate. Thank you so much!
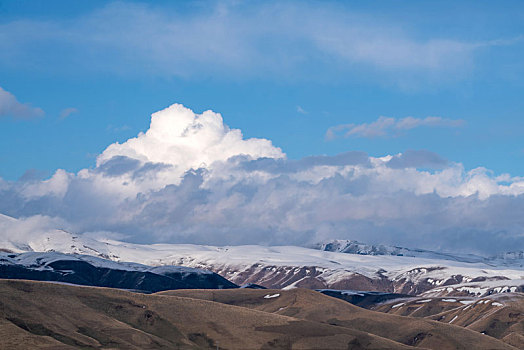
[
  {"left": 296, "top": 106, "right": 308, "bottom": 115},
  {"left": 326, "top": 116, "right": 465, "bottom": 139},
  {"left": 105, "top": 124, "right": 132, "bottom": 133},
  {"left": 59, "top": 107, "right": 78, "bottom": 120},
  {"left": 0, "top": 2, "right": 507, "bottom": 82},
  {"left": 0, "top": 86, "right": 44, "bottom": 120}
]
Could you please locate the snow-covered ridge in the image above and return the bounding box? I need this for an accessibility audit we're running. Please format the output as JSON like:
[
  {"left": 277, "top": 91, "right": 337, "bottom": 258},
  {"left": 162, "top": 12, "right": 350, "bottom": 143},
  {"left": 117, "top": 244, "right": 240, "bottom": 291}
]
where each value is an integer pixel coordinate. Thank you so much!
[
  {"left": 1, "top": 213, "right": 522, "bottom": 296},
  {"left": 314, "top": 239, "right": 524, "bottom": 268},
  {"left": 421, "top": 278, "right": 524, "bottom": 298},
  {"left": 0, "top": 251, "right": 211, "bottom": 275},
  {"left": 0, "top": 250, "right": 236, "bottom": 292}
]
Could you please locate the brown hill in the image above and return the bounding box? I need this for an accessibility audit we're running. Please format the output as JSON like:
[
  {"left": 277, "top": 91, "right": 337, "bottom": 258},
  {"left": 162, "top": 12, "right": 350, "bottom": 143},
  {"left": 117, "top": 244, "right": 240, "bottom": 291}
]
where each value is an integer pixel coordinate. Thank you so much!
[
  {"left": 372, "top": 294, "right": 524, "bottom": 349},
  {"left": 0, "top": 279, "right": 416, "bottom": 349},
  {"left": 159, "top": 288, "right": 518, "bottom": 349}
]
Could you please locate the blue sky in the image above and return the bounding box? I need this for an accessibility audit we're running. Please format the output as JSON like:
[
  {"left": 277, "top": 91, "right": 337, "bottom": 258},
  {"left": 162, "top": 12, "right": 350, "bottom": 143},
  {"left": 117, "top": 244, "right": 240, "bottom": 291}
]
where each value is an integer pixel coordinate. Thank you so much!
[
  {"left": 1, "top": 0, "right": 523, "bottom": 180},
  {"left": 1, "top": 1, "right": 524, "bottom": 252}
]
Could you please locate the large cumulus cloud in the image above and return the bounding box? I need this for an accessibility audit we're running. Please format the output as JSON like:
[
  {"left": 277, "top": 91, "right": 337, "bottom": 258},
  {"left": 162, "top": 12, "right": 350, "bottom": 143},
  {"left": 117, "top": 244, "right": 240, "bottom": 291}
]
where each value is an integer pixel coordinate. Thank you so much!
[
  {"left": 97, "top": 104, "right": 284, "bottom": 177},
  {"left": 1, "top": 103, "right": 524, "bottom": 254}
]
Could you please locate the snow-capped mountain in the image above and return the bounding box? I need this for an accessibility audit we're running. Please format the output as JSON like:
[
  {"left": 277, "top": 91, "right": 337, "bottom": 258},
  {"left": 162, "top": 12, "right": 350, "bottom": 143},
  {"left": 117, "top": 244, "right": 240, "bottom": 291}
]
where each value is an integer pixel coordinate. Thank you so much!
[
  {"left": 0, "top": 251, "right": 237, "bottom": 292},
  {"left": 1, "top": 213, "right": 522, "bottom": 297},
  {"left": 313, "top": 239, "right": 524, "bottom": 268}
]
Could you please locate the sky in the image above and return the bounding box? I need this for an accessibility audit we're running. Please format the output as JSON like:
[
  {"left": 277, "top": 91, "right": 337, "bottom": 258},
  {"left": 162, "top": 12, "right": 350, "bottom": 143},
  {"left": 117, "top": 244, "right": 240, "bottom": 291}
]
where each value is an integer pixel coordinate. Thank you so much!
[{"left": 1, "top": 1, "right": 524, "bottom": 254}]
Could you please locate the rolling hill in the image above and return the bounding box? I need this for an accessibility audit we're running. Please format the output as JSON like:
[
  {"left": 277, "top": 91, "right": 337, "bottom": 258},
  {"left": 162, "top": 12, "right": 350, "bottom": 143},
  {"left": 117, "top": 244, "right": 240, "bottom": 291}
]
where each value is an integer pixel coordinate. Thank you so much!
[
  {"left": 372, "top": 293, "right": 524, "bottom": 349},
  {"left": 0, "top": 279, "right": 420, "bottom": 350},
  {"left": 159, "top": 288, "right": 518, "bottom": 349}
]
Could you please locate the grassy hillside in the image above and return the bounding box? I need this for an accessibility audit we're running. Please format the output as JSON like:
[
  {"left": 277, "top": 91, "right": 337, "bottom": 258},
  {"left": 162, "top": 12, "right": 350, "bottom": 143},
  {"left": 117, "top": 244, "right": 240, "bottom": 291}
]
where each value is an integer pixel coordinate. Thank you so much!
[
  {"left": 0, "top": 280, "right": 413, "bottom": 349},
  {"left": 372, "top": 294, "right": 524, "bottom": 349},
  {"left": 0, "top": 279, "right": 519, "bottom": 349},
  {"left": 160, "top": 288, "right": 518, "bottom": 349}
]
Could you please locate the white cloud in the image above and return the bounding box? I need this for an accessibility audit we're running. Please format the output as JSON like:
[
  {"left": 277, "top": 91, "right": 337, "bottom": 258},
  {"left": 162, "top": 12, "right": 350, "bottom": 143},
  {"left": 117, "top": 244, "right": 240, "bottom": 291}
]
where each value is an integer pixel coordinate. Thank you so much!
[
  {"left": 19, "top": 169, "right": 70, "bottom": 199},
  {"left": 97, "top": 103, "right": 284, "bottom": 187},
  {"left": 327, "top": 116, "right": 464, "bottom": 139},
  {"left": 0, "top": 103, "right": 523, "bottom": 254},
  {"left": 0, "top": 213, "right": 69, "bottom": 250},
  {"left": 0, "top": 86, "right": 44, "bottom": 120}
]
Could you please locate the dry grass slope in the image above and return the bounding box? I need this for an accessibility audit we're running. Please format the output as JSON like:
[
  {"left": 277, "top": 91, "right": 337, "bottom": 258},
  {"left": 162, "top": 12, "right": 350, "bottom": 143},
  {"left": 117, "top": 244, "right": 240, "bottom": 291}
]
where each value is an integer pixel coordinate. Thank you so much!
[
  {"left": 372, "top": 294, "right": 524, "bottom": 349},
  {"left": 160, "top": 288, "right": 519, "bottom": 350},
  {"left": 0, "top": 280, "right": 416, "bottom": 349}
]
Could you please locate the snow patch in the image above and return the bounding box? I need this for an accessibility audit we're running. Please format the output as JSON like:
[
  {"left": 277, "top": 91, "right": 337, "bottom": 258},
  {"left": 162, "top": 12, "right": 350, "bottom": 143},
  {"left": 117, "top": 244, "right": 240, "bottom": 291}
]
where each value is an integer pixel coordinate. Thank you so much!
[{"left": 264, "top": 293, "right": 280, "bottom": 299}]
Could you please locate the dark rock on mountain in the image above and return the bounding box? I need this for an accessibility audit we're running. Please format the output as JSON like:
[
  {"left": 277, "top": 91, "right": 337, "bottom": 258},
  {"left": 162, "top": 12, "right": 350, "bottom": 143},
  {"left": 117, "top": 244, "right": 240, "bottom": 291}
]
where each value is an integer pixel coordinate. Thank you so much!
[
  {"left": 317, "top": 289, "right": 411, "bottom": 308},
  {"left": 0, "top": 252, "right": 238, "bottom": 292},
  {"left": 240, "top": 283, "right": 267, "bottom": 289}
]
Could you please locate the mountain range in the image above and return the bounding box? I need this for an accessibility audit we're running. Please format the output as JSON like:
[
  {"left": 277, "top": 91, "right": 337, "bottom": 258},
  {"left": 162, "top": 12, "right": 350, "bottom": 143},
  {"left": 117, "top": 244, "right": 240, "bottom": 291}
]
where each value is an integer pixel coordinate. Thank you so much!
[
  {"left": 1, "top": 213, "right": 522, "bottom": 298},
  {"left": 1, "top": 213, "right": 523, "bottom": 348}
]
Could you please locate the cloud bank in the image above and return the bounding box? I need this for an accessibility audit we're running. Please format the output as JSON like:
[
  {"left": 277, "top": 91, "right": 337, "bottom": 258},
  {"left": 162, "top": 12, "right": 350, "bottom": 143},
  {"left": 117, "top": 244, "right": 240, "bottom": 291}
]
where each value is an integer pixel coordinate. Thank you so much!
[
  {"left": 0, "top": 86, "right": 44, "bottom": 120},
  {"left": 1, "top": 103, "right": 524, "bottom": 254}
]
